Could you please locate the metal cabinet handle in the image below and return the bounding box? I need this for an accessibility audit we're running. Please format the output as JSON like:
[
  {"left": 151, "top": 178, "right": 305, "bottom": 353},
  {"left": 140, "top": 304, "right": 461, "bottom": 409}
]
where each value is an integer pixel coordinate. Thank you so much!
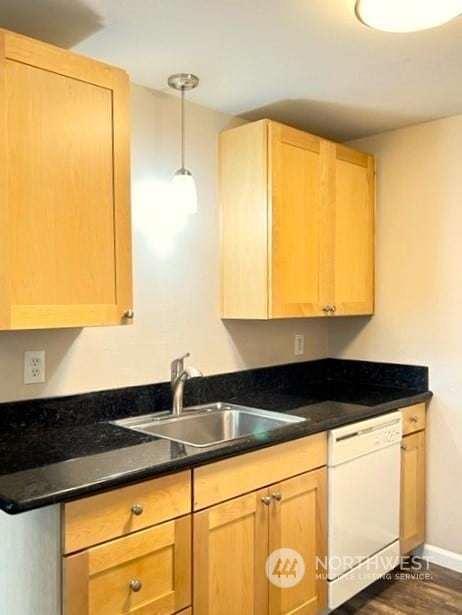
[
  {"left": 410, "top": 415, "right": 419, "bottom": 423},
  {"left": 322, "top": 306, "right": 331, "bottom": 313},
  {"left": 331, "top": 305, "right": 337, "bottom": 313},
  {"left": 129, "top": 579, "right": 143, "bottom": 592},
  {"left": 261, "top": 496, "right": 272, "bottom": 506},
  {"left": 124, "top": 309, "right": 135, "bottom": 319},
  {"left": 401, "top": 443, "right": 407, "bottom": 450},
  {"left": 131, "top": 503, "right": 144, "bottom": 516},
  {"left": 272, "top": 492, "right": 283, "bottom": 502}
]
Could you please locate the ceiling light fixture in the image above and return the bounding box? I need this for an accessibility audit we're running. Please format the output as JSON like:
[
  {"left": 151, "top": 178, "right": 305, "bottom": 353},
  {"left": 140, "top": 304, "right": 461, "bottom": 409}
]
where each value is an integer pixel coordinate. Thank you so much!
[
  {"left": 168, "top": 73, "right": 199, "bottom": 214},
  {"left": 355, "top": 0, "right": 462, "bottom": 32}
]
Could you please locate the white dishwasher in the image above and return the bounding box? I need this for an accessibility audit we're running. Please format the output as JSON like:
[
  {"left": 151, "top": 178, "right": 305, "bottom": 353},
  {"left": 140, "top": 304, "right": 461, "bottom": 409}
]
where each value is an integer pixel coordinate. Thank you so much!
[{"left": 327, "top": 411, "right": 402, "bottom": 610}]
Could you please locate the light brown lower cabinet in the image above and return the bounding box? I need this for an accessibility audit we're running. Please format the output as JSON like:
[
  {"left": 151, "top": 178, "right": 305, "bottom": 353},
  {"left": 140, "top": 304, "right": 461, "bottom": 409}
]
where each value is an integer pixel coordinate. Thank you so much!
[
  {"left": 193, "top": 467, "right": 327, "bottom": 615},
  {"left": 63, "top": 515, "right": 191, "bottom": 615},
  {"left": 400, "top": 429, "right": 425, "bottom": 554}
]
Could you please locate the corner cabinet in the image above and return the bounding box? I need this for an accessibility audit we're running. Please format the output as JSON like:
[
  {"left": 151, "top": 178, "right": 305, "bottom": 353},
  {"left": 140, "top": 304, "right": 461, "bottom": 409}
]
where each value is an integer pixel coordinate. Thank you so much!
[
  {"left": 193, "top": 434, "right": 327, "bottom": 615},
  {"left": 400, "top": 403, "right": 426, "bottom": 554},
  {"left": 220, "top": 119, "right": 375, "bottom": 319},
  {"left": 0, "top": 28, "right": 133, "bottom": 330}
]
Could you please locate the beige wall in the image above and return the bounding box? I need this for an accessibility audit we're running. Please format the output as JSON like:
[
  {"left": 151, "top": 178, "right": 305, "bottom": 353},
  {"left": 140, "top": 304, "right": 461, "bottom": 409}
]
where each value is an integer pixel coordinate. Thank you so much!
[
  {"left": 329, "top": 115, "right": 462, "bottom": 555},
  {"left": 0, "top": 84, "right": 328, "bottom": 403}
]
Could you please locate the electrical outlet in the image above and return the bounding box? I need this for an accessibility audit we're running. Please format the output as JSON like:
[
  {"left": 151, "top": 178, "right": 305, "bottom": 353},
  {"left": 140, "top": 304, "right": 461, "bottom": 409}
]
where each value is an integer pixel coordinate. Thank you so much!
[
  {"left": 294, "top": 334, "right": 304, "bottom": 356},
  {"left": 24, "top": 350, "right": 45, "bottom": 384}
]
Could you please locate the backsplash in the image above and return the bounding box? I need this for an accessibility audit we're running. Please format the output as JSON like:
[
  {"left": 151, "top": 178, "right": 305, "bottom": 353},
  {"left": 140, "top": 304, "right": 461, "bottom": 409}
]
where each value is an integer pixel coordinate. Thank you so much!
[{"left": 0, "top": 358, "right": 428, "bottom": 433}]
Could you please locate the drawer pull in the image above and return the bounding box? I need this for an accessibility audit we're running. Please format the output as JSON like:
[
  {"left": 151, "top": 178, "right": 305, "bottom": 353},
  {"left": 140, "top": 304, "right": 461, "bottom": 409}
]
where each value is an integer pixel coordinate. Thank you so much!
[
  {"left": 131, "top": 503, "right": 144, "bottom": 516},
  {"left": 401, "top": 443, "right": 407, "bottom": 450},
  {"left": 261, "top": 496, "right": 272, "bottom": 506},
  {"left": 272, "top": 492, "right": 283, "bottom": 502},
  {"left": 124, "top": 309, "right": 135, "bottom": 319},
  {"left": 410, "top": 415, "right": 419, "bottom": 423},
  {"left": 129, "top": 579, "right": 143, "bottom": 592}
]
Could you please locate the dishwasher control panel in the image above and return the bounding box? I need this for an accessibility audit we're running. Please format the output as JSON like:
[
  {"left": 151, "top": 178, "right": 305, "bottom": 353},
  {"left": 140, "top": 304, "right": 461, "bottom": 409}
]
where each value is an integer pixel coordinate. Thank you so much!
[{"left": 327, "top": 411, "right": 402, "bottom": 466}]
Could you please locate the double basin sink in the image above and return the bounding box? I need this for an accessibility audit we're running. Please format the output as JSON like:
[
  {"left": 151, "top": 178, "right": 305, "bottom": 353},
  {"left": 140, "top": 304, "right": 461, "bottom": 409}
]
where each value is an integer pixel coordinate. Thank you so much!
[{"left": 113, "top": 402, "right": 303, "bottom": 448}]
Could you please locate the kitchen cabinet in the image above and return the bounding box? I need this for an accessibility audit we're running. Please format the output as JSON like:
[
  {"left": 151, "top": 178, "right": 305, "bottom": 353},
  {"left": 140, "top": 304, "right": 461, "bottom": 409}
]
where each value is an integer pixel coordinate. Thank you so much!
[
  {"left": 193, "top": 434, "right": 327, "bottom": 615},
  {"left": 400, "top": 403, "right": 426, "bottom": 554},
  {"left": 0, "top": 28, "right": 132, "bottom": 330},
  {"left": 220, "top": 119, "right": 375, "bottom": 318},
  {"left": 63, "top": 472, "right": 192, "bottom": 615}
]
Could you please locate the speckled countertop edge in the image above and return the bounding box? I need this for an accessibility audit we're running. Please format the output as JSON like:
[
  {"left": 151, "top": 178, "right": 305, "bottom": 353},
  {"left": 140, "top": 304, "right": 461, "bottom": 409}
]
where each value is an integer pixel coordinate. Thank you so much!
[{"left": 0, "top": 388, "right": 432, "bottom": 514}]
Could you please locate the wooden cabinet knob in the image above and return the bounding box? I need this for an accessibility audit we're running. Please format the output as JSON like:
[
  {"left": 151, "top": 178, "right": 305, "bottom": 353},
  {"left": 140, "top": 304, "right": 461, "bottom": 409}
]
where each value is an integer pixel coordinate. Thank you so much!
[
  {"left": 131, "top": 503, "right": 143, "bottom": 516},
  {"left": 129, "top": 579, "right": 142, "bottom": 592}
]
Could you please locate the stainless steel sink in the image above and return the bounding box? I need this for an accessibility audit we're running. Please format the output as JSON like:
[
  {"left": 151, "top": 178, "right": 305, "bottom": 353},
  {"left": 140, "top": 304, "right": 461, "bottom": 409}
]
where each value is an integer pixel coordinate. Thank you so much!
[{"left": 113, "top": 402, "right": 303, "bottom": 447}]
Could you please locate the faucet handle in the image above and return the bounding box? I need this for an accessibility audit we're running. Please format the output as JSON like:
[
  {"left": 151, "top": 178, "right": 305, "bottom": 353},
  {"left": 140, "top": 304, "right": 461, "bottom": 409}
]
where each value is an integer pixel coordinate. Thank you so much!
[{"left": 171, "top": 353, "right": 190, "bottom": 378}]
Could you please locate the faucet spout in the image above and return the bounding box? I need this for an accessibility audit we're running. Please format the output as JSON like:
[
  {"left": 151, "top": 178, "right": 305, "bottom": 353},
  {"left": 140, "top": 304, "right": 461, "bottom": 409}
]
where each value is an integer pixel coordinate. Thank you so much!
[{"left": 170, "top": 354, "right": 203, "bottom": 415}]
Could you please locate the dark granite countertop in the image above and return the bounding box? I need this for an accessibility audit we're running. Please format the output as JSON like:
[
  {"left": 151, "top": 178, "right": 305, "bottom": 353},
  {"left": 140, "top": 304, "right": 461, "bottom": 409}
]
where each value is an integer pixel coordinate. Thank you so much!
[{"left": 0, "top": 359, "right": 432, "bottom": 514}]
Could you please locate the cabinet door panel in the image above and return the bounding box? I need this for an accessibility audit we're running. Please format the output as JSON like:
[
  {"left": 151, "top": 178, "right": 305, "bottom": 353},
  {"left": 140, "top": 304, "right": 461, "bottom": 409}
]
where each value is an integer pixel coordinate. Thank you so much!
[
  {"left": 400, "top": 431, "right": 425, "bottom": 554},
  {"left": 0, "top": 29, "right": 132, "bottom": 329},
  {"left": 268, "top": 468, "right": 327, "bottom": 615},
  {"left": 332, "top": 146, "right": 374, "bottom": 315},
  {"left": 194, "top": 489, "right": 269, "bottom": 615},
  {"left": 8, "top": 61, "right": 116, "bottom": 307},
  {"left": 270, "top": 123, "right": 326, "bottom": 317}
]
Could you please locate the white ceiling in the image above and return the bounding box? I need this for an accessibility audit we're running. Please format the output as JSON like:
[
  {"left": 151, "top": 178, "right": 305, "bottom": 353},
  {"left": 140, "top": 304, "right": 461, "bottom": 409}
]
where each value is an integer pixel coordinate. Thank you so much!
[{"left": 1, "top": 0, "right": 462, "bottom": 140}]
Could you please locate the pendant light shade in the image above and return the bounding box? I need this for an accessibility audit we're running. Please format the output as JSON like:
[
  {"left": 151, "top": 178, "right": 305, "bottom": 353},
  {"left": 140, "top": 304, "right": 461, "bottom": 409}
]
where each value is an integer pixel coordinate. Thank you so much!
[
  {"left": 171, "top": 168, "right": 198, "bottom": 214},
  {"left": 168, "top": 73, "right": 199, "bottom": 214},
  {"left": 355, "top": 0, "right": 462, "bottom": 32}
]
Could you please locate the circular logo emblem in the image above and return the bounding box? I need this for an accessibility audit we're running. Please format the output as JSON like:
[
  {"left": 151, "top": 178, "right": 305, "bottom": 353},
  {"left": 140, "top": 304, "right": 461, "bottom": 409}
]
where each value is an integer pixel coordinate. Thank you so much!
[{"left": 265, "top": 548, "right": 305, "bottom": 588}]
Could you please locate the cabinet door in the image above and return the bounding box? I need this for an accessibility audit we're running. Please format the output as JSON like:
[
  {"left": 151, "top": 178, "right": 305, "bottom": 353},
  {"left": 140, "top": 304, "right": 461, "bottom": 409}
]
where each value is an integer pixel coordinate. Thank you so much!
[
  {"left": 400, "top": 431, "right": 425, "bottom": 554},
  {"left": 193, "top": 489, "right": 269, "bottom": 615},
  {"left": 268, "top": 468, "right": 327, "bottom": 615},
  {"left": 270, "top": 122, "right": 328, "bottom": 317},
  {"left": 0, "top": 30, "right": 132, "bottom": 329},
  {"left": 330, "top": 144, "right": 374, "bottom": 315},
  {"left": 63, "top": 516, "right": 191, "bottom": 615}
]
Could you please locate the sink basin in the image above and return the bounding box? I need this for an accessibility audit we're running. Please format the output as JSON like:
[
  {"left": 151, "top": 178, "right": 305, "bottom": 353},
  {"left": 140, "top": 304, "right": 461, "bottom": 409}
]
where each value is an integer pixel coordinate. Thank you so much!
[{"left": 113, "top": 402, "right": 303, "bottom": 447}]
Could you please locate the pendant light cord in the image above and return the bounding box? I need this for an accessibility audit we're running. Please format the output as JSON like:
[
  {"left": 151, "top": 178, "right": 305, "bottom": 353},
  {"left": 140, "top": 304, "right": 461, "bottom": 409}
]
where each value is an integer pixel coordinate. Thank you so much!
[{"left": 181, "top": 86, "right": 185, "bottom": 170}]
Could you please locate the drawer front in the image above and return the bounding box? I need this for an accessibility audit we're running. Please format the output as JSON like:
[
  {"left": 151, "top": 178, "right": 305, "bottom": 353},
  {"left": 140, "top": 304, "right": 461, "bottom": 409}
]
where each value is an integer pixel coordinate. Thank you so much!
[
  {"left": 401, "top": 403, "right": 426, "bottom": 436},
  {"left": 63, "top": 516, "right": 191, "bottom": 615},
  {"left": 193, "top": 433, "right": 327, "bottom": 510},
  {"left": 64, "top": 471, "right": 191, "bottom": 553}
]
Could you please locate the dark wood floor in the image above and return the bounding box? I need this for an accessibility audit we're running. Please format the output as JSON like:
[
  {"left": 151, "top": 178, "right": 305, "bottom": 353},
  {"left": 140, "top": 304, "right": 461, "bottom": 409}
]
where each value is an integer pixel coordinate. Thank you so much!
[{"left": 332, "top": 563, "right": 462, "bottom": 614}]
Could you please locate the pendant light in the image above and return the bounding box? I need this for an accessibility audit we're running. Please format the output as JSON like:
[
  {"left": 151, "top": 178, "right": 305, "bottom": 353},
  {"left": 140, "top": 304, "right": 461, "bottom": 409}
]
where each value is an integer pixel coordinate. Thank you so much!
[
  {"left": 355, "top": 0, "right": 462, "bottom": 32},
  {"left": 168, "top": 73, "right": 199, "bottom": 214}
]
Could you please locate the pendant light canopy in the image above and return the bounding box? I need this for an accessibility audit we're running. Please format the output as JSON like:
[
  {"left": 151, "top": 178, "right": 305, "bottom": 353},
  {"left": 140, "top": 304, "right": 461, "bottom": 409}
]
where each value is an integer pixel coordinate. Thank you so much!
[
  {"left": 168, "top": 73, "right": 199, "bottom": 214},
  {"left": 355, "top": 0, "right": 462, "bottom": 32}
]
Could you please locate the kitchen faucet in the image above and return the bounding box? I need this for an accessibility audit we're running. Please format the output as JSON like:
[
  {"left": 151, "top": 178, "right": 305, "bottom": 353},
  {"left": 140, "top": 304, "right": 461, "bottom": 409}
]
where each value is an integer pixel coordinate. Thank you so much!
[{"left": 170, "top": 353, "right": 203, "bottom": 415}]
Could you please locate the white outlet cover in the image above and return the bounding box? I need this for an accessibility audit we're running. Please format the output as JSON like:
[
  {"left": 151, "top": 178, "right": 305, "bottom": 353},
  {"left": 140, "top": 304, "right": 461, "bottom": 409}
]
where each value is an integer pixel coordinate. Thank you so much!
[
  {"left": 294, "top": 334, "right": 305, "bottom": 356},
  {"left": 24, "top": 350, "right": 45, "bottom": 384}
]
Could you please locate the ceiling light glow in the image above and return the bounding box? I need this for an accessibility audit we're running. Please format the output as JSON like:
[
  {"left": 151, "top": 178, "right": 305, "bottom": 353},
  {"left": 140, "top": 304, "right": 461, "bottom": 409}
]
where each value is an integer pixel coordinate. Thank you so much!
[{"left": 355, "top": 0, "right": 462, "bottom": 32}]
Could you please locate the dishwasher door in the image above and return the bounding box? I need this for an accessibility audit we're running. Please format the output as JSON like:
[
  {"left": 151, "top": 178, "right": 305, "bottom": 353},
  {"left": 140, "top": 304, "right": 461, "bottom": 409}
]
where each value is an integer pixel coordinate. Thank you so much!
[
  {"left": 327, "top": 411, "right": 402, "bottom": 581},
  {"left": 328, "top": 441, "right": 400, "bottom": 579}
]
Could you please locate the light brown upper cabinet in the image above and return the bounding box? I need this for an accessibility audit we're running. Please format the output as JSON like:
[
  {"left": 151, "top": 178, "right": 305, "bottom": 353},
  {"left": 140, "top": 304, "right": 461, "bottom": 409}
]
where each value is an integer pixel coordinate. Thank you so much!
[
  {"left": 220, "top": 120, "right": 375, "bottom": 318},
  {"left": 0, "top": 28, "right": 132, "bottom": 330}
]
